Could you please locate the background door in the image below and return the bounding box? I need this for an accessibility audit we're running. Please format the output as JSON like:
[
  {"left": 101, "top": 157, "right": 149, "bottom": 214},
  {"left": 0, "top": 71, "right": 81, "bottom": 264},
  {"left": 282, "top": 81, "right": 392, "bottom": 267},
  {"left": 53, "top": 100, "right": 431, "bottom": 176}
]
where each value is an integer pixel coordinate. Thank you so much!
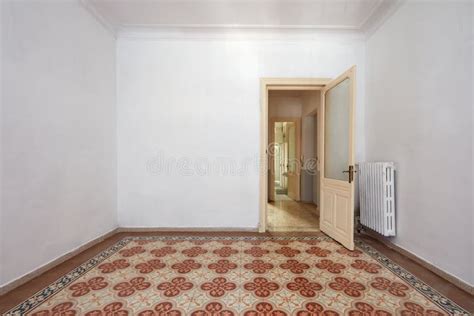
[{"left": 319, "top": 66, "right": 356, "bottom": 250}]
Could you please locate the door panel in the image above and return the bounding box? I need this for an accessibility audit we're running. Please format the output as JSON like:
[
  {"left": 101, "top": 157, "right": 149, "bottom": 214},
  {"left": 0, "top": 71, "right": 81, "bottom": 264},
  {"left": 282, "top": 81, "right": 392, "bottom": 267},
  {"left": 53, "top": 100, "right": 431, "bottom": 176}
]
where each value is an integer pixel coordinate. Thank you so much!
[
  {"left": 334, "top": 192, "right": 350, "bottom": 233},
  {"left": 321, "top": 190, "right": 335, "bottom": 227},
  {"left": 324, "top": 78, "right": 350, "bottom": 181},
  {"left": 320, "top": 67, "right": 356, "bottom": 250}
]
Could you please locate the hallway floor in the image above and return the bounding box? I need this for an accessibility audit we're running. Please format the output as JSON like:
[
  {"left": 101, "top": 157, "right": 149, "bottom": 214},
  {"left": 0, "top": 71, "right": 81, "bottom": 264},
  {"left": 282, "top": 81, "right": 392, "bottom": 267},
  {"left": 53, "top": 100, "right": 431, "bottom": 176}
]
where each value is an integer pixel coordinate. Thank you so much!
[{"left": 267, "top": 194, "right": 319, "bottom": 232}]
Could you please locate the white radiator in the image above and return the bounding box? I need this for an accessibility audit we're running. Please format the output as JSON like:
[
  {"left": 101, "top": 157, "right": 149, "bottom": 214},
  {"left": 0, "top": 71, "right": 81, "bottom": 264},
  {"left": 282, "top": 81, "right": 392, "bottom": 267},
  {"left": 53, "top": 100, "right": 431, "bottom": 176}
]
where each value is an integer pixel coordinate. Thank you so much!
[{"left": 358, "top": 162, "right": 396, "bottom": 236}]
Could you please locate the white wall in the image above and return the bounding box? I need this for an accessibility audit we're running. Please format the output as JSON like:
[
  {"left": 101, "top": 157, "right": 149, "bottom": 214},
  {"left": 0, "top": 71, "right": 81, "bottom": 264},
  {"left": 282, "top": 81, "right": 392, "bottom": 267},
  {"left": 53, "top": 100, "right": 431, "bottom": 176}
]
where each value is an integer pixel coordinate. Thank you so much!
[
  {"left": 366, "top": 1, "right": 473, "bottom": 285},
  {"left": 1, "top": 0, "right": 117, "bottom": 286},
  {"left": 0, "top": 0, "right": 3, "bottom": 287},
  {"left": 117, "top": 33, "right": 365, "bottom": 228},
  {"left": 471, "top": 1, "right": 474, "bottom": 289}
]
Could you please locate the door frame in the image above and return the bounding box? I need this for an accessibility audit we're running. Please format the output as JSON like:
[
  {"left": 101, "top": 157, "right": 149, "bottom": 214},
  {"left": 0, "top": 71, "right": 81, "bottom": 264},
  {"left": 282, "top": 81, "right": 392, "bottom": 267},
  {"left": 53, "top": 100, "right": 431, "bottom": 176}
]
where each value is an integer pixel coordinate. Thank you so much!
[
  {"left": 259, "top": 78, "right": 331, "bottom": 232},
  {"left": 268, "top": 117, "right": 302, "bottom": 202}
]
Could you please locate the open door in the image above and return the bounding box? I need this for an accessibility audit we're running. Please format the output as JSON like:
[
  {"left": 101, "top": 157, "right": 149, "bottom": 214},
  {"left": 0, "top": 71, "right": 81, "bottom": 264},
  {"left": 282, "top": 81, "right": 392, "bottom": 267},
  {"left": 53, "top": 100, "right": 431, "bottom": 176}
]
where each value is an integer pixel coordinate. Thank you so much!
[{"left": 319, "top": 66, "right": 356, "bottom": 250}]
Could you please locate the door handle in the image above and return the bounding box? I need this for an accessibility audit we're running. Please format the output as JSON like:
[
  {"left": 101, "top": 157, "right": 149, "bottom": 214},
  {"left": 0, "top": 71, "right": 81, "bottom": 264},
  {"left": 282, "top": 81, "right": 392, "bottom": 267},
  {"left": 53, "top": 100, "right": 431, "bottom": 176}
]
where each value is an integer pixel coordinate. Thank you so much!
[{"left": 342, "top": 165, "right": 357, "bottom": 183}]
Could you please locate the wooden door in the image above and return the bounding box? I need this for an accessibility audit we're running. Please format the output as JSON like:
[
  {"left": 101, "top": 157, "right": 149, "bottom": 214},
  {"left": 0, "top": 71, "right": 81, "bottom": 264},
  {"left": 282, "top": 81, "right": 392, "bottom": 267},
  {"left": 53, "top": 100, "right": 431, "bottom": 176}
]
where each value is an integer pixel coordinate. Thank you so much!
[{"left": 319, "top": 66, "right": 356, "bottom": 250}]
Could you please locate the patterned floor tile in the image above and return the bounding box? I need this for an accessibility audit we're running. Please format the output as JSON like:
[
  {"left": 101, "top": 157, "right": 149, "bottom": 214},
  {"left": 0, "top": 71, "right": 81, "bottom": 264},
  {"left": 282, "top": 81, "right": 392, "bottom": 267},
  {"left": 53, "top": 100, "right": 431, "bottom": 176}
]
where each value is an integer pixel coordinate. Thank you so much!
[{"left": 3, "top": 236, "right": 469, "bottom": 315}]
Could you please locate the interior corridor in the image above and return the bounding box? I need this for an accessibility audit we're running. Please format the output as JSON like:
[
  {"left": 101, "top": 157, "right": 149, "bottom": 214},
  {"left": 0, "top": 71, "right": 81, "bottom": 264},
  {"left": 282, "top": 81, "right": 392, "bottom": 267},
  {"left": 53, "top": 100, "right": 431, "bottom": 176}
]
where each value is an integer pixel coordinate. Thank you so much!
[
  {"left": 266, "top": 90, "right": 320, "bottom": 232},
  {"left": 267, "top": 195, "right": 319, "bottom": 232}
]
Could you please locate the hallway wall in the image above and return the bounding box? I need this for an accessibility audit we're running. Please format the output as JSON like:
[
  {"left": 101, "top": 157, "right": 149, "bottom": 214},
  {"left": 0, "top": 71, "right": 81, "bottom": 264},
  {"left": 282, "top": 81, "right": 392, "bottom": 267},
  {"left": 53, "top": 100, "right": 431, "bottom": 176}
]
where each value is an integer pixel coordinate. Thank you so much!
[
  {"left": 268, "top": 94, "right": 302, "bottom": 118},
  {"left": 313, "top": 115, "right": 319, "bottom": 206},
  {"left": 365, "top": 1, "right": 473, "bottom": 285},
  {"left": 301, "top": 115, "right": 315, "bottom": 203},
  {"left": 302, "top": 91, "right": 320, "bottom": 206}
]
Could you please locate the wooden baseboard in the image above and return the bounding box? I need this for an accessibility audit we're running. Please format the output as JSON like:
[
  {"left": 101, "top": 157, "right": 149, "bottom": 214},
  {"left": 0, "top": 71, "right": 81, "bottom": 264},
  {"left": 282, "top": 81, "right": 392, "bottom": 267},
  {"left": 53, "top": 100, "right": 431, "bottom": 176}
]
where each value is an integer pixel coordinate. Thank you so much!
[
  {"left": 117, "top": 227, "right": 259, "bottom": 233},
  {"left": 2, "top": 226, "right": 471, "bottom": 297},
  {"left": 0, "top": 228, "right": 119, "bottom": 296},
  {"left": 362, "top": 229, "right": 474, "bottom": 295},
  {"left": 0, "top": 227, "right": 261, "bottom": 296},
  {"left": 13, "top": 226, "right": 471, "bottom": 296}
]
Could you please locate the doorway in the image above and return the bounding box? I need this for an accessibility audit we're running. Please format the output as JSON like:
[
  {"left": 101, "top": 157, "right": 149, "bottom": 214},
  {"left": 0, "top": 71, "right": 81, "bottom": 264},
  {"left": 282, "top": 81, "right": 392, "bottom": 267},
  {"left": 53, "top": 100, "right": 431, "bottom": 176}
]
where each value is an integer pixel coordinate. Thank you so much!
[
  {"left": 260, "top": 68, "right": 357, "bottom": 249},
  {"left": 266, "top": 91, "right": 319, "bottom": 232}
]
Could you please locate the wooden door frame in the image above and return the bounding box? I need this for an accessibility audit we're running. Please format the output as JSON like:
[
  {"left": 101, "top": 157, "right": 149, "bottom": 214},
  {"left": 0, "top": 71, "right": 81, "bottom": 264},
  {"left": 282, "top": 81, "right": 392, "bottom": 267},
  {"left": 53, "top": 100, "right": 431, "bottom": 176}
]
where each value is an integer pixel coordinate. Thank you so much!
[
  {"left": 269, "top": 117, "right": 302, "bottom": 202},
  {"left": 259, "top": 78, "right": 331, "bottom": 233}
]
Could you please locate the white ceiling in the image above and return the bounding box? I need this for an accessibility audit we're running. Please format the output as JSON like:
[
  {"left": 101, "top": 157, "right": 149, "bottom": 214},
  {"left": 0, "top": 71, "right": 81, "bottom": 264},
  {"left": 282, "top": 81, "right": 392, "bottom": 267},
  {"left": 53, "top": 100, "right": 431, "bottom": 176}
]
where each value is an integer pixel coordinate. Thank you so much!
[{"left": 82, "top": 0, "right": 400, "bottom": 35}]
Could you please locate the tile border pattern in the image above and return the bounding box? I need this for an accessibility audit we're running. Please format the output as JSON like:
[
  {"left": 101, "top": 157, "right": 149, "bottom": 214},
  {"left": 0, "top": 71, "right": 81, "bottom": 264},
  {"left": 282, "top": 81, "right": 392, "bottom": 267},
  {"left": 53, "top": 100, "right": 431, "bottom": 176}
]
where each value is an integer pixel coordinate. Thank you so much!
[
  {"left": 4, "top": 235, "right": 470, "bottom": 315},
  {"left": 362, "top": 229, "right": 474, "bottom": 295},
  {"left": 0, "top": 228, "right": 119, "bottom": 296}
]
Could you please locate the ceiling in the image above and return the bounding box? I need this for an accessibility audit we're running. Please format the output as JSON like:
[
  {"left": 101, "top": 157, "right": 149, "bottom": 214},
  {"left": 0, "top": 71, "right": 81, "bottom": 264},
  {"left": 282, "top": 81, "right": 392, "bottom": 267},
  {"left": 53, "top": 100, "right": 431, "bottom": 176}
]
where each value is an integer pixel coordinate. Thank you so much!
[{"left": 82, "top": 0, "right": 400, "bottom": 35}]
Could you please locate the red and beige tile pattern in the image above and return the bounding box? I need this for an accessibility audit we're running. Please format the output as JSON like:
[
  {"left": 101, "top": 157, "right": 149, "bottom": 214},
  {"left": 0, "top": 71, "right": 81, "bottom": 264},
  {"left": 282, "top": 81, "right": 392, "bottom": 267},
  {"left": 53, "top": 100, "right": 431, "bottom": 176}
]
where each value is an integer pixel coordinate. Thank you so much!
[{"left": 4, "top": 236, "right": 469, "bottom": 315}]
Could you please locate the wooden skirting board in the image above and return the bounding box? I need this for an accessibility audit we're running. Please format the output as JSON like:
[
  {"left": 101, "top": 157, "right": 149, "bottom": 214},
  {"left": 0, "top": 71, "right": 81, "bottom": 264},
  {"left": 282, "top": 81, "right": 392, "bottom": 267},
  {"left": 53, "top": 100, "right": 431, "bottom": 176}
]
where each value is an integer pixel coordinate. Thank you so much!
[
  {"left": 361, "top": 229, "right": 474, "bottom": 296},
  {"left": 1, "top": 227, "right": 471, "bottom": 297},
  {"left": 117, "top": 227, "right": 259, "bottom": 233},
  {"left": 0, "top": 228, "right": 119, "bottom": 296},
  {"left": 0, "top": 227, "right": 258, "bottom": 295}
]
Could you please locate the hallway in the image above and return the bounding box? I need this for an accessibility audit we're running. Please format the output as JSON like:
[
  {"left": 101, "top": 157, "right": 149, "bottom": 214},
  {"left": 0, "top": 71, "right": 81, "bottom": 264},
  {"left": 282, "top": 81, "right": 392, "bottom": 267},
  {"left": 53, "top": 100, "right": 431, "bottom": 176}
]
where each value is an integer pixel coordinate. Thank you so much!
[{"left": 267, "top": 195, "right": 319, "bottom": 232}]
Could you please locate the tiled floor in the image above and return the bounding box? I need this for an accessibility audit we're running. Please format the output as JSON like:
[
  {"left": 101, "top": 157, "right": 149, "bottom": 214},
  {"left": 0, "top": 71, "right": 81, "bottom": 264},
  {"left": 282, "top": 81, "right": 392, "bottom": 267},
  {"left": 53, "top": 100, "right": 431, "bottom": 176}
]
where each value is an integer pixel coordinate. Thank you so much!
[
  {"left": 0, "top": 232, "right": 472, "bottom": 315},
  {"left": 3, "top": 234, "right": 471, "bottom": 315},
  {"left": 267, "top": 194, "right": 319, "bottom": 232}
]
